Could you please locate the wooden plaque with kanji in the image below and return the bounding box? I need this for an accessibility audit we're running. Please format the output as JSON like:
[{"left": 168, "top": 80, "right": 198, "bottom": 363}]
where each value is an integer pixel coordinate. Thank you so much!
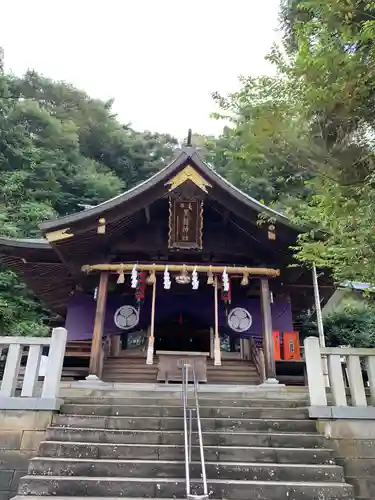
[{"left": 168, "top": 199, "right": 203, "bottom": 250}]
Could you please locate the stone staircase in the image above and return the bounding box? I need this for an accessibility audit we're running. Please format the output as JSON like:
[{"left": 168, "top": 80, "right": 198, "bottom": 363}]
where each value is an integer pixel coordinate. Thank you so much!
[
  {"left": 102, "top": 354, "right": 259, "bottom": 384},
  {"left": 102, "top": 353, "right": 158, "bottom": 383},
  {"left": 14, "top": 389, "right": 355, "bottom": 500},
  {"left": 206, "top": 358, "right": 259, "bottom": 384}
]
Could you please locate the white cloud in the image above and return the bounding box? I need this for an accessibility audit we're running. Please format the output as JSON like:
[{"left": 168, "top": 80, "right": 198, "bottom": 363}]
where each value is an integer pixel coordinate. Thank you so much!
[{"left": 1, "top": 0, "right": 281, "bottom": 139}]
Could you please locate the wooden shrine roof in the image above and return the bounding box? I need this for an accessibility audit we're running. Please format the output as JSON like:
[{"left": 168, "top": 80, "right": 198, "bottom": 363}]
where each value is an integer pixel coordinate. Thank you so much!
[
  {"left": 0, "top": 147, "right": 331, "bottom": 315},
  {"left": 40, "top": 147, "right": 298, "bottom": 233},
  {"left": 0, "top": 237, "right": 73, "bottom": 314}
]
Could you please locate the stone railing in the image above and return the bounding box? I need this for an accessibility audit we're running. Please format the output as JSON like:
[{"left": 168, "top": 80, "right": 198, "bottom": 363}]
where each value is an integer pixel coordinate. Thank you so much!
[
  {"left": 304, "top": 336, "right": 375, "bottom": 419},
  {"left": 0, "top": 327, "right": 67, "bottom": 410}
]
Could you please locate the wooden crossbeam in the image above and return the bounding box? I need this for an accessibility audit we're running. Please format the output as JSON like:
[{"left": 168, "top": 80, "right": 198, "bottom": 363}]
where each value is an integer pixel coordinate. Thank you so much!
[{"left": 82, "top": 263, "right": 280, "bottom": 278}]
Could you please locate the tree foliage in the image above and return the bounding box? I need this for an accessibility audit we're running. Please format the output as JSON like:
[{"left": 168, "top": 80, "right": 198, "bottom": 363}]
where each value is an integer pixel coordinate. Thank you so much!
[
  {"left": 0, "top": 70, "right": 178, "bottom": 335},
  {"left": 212, "top": 0, "right": 375, "bottom": 285},
  {"left": 298, "top": 303, "right": 375, "bottom": 347},
  {"left": 324, "top": 304, "right": 375, "bottom": 348}
]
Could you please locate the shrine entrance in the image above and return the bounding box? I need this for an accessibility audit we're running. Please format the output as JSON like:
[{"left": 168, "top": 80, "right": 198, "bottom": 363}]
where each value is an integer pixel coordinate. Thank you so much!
[{"left": 154, "top": 313, "right": 211, "bottom": 353}]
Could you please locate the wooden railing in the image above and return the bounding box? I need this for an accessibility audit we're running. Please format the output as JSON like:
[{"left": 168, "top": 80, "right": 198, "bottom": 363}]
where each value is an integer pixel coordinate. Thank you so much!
[
  {"left": 304, "top": 336, "right": 375, "bottom": 418},
  {"left": 0, "top": 327, "right": 67, "bottom": 410},
  {"left": 249, "top": 338, "right": 266, "bottom": 383}
]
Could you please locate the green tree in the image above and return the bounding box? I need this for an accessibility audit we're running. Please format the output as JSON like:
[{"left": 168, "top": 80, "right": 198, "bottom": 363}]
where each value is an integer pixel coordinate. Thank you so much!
[
  {"left": 9, "top": 71, "right": 179, "bottom": 189},
  {"left": 298, "top": 304, "right": 375, "bottom": 348},
  {"left": 211, "top": 75, "right": 315, "bottom": 205},
  {"left": 0, "top": 69, "right": 179, "bottom": 334},
  {"left": 324, "top": 304, "right": 375, "bottom": 348},
  {"left": 212, "top": 0, "right": 375, "bottom": 285}
]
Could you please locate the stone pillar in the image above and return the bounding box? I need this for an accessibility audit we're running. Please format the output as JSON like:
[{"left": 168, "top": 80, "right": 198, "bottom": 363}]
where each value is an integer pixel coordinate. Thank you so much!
[
  {"left": 87, "top": 271, "right": 109, "bottom": 380},
  {"left": 42, "top": 327, "right": 68, "bottom": 399},
  {"left": 304, "top": 336, "right": 327, "bottom": 406},
  {"left": 260, "top": 278, "right": 278, "bottom": 384}
]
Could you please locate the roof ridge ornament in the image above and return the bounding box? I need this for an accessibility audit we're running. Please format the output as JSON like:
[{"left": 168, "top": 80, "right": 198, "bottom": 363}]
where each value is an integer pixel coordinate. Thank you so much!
[
  {"left": 186, "top": 128, "right": 192, "bottom": 147},
  {"left": 166, "top": 165, "right": 212, "bottom": 193}
]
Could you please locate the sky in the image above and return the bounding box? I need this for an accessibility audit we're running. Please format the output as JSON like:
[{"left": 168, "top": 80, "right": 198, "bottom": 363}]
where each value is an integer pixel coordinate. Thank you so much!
[{"left": 1, "top": 0, "right": 281, "bottom": 140}]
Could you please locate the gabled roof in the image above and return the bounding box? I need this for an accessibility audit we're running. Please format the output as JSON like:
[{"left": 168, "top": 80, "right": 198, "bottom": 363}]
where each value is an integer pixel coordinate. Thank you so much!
[
  {"left": 0, "top": 237, "right": 49, "bottom": 250},
  {"left": 40, "top": 147, "right": 297, "bottom": 233},
  {"left": 0, "top": 146, "right": 304, "bottom": 314},
  {"left": 0, "top": 237, "right": 72, "bottom": 314}
]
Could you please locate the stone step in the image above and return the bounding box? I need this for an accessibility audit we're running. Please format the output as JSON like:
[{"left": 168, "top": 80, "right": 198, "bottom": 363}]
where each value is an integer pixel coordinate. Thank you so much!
[
  {"left": 52, "top": 414, "right": 316, "bottom": 432},
  {"left": 102, "top": 373, "right": 157, "bottom": 380},
  {"left": 62, "top": 396, "right": 310, "bottom": 408},
  {"left": 28, "top": 458, "right": 345, "bottom": 482},
  {"left": 106, "top": 363, "right": 151, "bottom": 367},
  {"left": 101, "top": 367, "right": 157, "bottom": 372},
  {"left": 59, "top": 387, "right": 311, "bottom": 401},
  {"left": 206, "top": 376, "right": 259, "bottom": 381},
  {"left": 101, "top": 378, "right": 158, "bottom": 384},
  {"left": 206, "top": 368, "right": 258, "bottom": 374},
  {"left": 207, "top": 378, "right": 259, "bottom": 384},
  {"left": 45, "top": 427, "right": 326, "bottom": 448},
  {"left": 206, "top": 369, "right": 258, "bottom": 373},
  {"left": 206, "top": 371, "right": 258, "bottom": 377},
  {"left": 59, "top": 404, "right": 309, "bottom": 419},
  {"left": 17, "top": 476, "right": 355, "bottom": 499},
  {"left": 206, "top": 380, "right": 260, "bottom": 385},
  {"left": 38, "top": 441, "right": 335, "bottom": 464}
]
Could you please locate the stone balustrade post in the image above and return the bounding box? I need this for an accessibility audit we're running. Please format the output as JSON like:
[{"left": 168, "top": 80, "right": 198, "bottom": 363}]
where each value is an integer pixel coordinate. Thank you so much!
[
  {"left": 328, "top": 354, "right": 347, "bottom": 406},
  {"left": 21, "top": 344, "right": 42, "bottom": 397},
  {"left": 304, "top": 336, "right": 327, "bottom": 407},
  {"left": 0, "top": 328, "right": 67, "bottom": 410},
  {"left": 42, "top": 327, "right": 68, "bottom": 399},
  {"left": 0, "top": 344, "right": 22, "bottom": 397},
  {"left": 366, "top": 355, "right": 375, "bottom": 405},
  {"left": 347, "top": 355, "right": 367, "bottom": 407}
]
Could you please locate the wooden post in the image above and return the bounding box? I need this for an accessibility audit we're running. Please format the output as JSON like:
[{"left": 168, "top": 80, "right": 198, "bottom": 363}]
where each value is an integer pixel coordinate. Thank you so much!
[
  {"left": 213, "top": 277, "right": 221, "bottom": 366},
  {"left": 146, "top": 279, "right": 157, "bottom": 365},
  {"left": 260, "top": 278, "right": 277, "bottom": 383},
  {"left": 110, "top": 335, "right": 121, "bottom": 357},
  {"left": 210, "top": 327, "right": 214, "bottom": 359},
  {"left": 259, "top": 348, "right": 266, "bottom": 383},
  {"left": 312, "top": 264, "right": 330, "bottom": 387},
  {"left": 88, "top": 271, "right": 109, "bottom": 379}
]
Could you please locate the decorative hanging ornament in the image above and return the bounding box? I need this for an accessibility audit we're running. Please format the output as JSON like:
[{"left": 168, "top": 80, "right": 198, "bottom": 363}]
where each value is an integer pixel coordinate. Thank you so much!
[
  {"left": 147, "top": 265, "right": 156, "bottom": 285},
  {"left": 135, "top": 271, "right": 147, "bottom": 301},
  {"left": 97, "top": 217, "right": 106, "bottom": 234},
  {"left": 241, "top": 272, "right": 249, "bottom": 287},
  {"left": 131, "top": 264, "right": 138, "bottom": 288},
  {"left": 175, "top": 264, "right": 190, "bottom": 284},
  {"left": 207, "top": 266, "right": 214, "bottom": 285},
  {"left": 268, "top": 224, "right": 276, "bottom": 240},
  {"left": 221, "top": 274, "right": 231, "bottom": 304},
  {"left": 222, "top": 267, "right": 229, "bottom": 292},
  {"left": 192, "top": 266, "right": 199, "bottom": 290},
  {"left": 163, "top": 265, "right": 171, "bottom": 289},
  {"left": 117, "top": 264, "right": 125, "bottom": 284}
]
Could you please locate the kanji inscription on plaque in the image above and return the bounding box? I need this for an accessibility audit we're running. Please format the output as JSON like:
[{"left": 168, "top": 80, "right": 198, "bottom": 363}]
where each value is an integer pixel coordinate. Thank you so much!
[{"left": 168, "top": 199, "right": 203, "bottom": 249}]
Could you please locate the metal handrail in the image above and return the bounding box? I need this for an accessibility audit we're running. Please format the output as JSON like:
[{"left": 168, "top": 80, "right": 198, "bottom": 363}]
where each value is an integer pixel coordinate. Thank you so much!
[{"left": 180, "top": 360, "right": 208, "bottom": 500}]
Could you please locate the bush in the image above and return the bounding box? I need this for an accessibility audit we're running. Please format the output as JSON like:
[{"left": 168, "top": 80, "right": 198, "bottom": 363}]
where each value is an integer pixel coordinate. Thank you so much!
[{"left": 323, "top": 305, "right": 375, "bottom": 348}]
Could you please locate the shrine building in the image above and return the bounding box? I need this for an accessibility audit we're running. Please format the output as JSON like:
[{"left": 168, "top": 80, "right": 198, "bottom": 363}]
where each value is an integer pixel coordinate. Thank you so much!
[{"left": 0, "top": 145, "right": 333, "bottom": 385}]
